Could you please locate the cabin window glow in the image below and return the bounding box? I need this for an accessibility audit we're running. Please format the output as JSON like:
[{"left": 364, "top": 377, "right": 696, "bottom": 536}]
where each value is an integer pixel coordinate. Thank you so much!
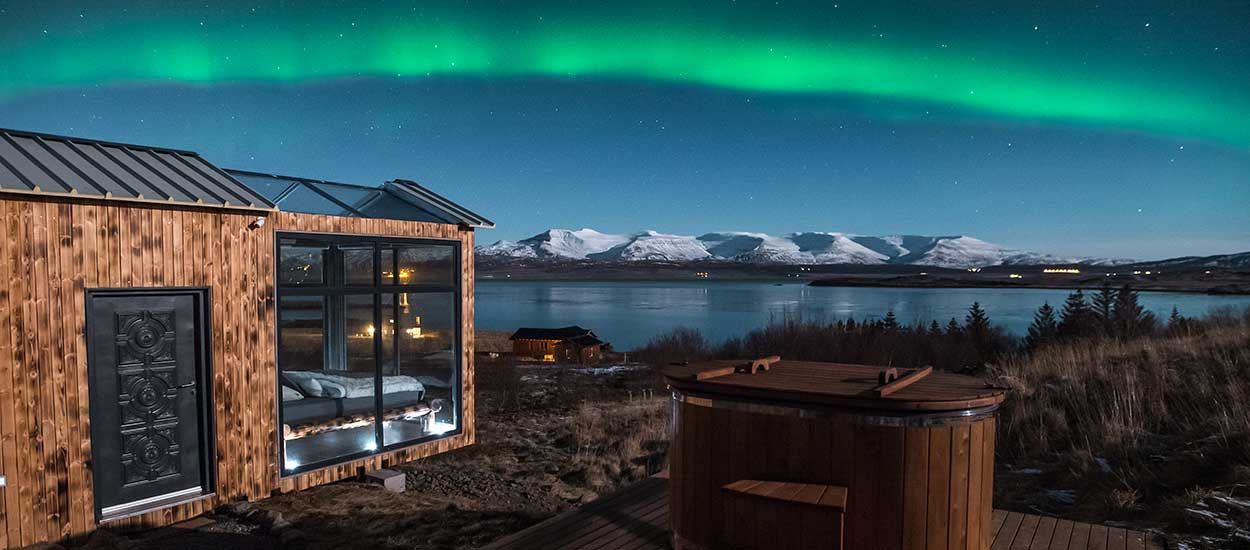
[{"left": 277, "top": 235, "right": 461, "bottom": 476}]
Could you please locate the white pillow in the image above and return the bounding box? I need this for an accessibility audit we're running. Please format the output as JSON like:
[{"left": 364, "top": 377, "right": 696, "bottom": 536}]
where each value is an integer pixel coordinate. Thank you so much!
[
  {"left": 282, "top": 386, "right": 304, "bottom": 401},
  {"left": 317, "top": 379, "right": 348, "bottom": 398},
  {"left": 284, "top": 371, "right": 325, "bottom": 397}
]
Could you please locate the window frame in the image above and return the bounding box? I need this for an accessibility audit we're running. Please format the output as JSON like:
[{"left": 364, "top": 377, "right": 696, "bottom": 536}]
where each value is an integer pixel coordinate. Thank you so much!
[{"left": 275, "top": 231, "right": 463, "bottom": 477}]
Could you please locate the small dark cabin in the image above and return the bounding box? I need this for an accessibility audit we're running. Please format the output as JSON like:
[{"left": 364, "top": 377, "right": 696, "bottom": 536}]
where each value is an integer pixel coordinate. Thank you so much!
[{"left": 509, "top": 326, "right": 604, "bottom": 364}]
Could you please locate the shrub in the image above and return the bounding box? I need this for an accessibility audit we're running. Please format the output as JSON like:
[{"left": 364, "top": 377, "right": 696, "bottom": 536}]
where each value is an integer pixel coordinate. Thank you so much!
[
  {"left": 995, "top": 309, "right": 1250, "bottom": 525},
  {"left": 636, "top": 326, "right": 712, "bottom": 367}
]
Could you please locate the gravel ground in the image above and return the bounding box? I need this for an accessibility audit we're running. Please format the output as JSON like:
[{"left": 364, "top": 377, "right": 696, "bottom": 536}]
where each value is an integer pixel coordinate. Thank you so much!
[{"left": 54, "top": 361, "right": 664, "bottom": 550}]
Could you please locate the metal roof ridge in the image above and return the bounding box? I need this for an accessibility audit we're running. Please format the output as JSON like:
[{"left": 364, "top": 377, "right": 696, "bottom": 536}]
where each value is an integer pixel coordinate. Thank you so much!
[
  {"left": 386, "top": 178, "right": 495, "bottom": 228},
  {"left": 0, "top": 127, "right": 201, "bottom": 156},
  {"left": 223, "top": 168, "right": 380, "bottom": 190}
]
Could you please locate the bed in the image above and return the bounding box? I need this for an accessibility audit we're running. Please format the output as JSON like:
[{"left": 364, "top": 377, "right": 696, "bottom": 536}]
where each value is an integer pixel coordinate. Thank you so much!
[{"left": 281, "top": 371, "right": 428, "bottom": 425}]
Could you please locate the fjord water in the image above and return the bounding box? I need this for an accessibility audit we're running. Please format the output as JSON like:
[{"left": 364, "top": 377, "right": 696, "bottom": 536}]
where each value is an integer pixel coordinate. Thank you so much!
[{"left": 476, "top": 280, "right": 1250, "bottom": 350}]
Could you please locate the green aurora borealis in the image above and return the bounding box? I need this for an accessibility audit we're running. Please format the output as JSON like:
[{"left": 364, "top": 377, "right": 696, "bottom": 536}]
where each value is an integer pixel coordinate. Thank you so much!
[{"left": 2, "top": 2, "right": 1248, "bottom": 146}]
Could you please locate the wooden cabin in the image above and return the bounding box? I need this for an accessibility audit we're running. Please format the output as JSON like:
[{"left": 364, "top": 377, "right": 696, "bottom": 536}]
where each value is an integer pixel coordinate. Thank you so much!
[
  {"left": 0, "top": 128, "right": 493, "bottom": 548},
  {"left": 509, "top": 326, "right": 604, "bottom": 364}
]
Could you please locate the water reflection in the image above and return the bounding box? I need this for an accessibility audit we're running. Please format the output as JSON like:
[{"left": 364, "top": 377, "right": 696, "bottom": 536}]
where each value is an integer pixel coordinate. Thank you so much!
[{"left": 476, "top": 281, "right": 1250, "bottom": 350}]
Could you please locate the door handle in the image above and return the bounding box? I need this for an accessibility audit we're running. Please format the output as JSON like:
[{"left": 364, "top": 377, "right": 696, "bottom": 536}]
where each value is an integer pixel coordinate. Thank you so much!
[{"left": 178, "top": 382, "right": 196, "bottom": 389}]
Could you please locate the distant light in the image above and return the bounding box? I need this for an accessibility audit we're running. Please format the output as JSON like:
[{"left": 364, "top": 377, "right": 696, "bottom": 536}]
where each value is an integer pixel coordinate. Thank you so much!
[
  {"left": 284, "top": 458, "right": 300, "bottom": 471},
  {"left": 363, "top": 439, "right": 378, "bottom": 452},
  {"left": 1009, "top": 273, "right": 1023, "bottom": 279}
]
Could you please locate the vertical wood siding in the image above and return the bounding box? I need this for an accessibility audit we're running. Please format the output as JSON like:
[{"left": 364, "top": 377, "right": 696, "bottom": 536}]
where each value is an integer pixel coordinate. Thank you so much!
[
  {"left": 0, "top": 199, "right": 476, "bottom": 547},
  {"left": 670, "top": 400, "right": 997, "bottom": 550}
]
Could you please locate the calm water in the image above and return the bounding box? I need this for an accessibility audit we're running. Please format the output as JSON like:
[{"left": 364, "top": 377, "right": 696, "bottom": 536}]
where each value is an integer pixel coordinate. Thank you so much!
[{"left": 475, "top": 280, "right": 1250, "bottom": 350}]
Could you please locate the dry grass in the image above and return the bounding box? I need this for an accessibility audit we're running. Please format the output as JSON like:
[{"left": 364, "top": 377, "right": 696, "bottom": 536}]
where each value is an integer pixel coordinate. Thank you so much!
[
  {"left": 995, "top": 310, "right": 1250, "bottom": 533},
  {"left": 569, "top": 396, "right": 669, "bottom": 486},
  {"left": 476, "top": 357, "right": 524, "bottom": 413}
]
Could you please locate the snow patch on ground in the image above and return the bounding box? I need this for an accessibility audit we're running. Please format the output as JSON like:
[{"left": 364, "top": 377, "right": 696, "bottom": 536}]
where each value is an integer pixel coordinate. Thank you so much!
[{"left": 574, "top": 365, "right": 648, "bottom": 376}]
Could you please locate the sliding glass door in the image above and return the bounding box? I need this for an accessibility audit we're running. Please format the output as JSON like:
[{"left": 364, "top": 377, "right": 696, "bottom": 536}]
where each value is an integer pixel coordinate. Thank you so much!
[{"left": 276, "top": 233, "right": 461, "bottom": 475}]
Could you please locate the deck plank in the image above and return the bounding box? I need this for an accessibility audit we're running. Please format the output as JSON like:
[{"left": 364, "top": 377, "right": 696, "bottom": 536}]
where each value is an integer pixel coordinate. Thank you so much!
[
  {"left": 482, "top": 477, "right": 1158, "bottom": 550},
  {"left": 1048, "top": 519, "right": 1075, "bottom": 550},
  {"left": 1030, "top": 516, "right": 1058, "bottom": 549},
  {"left": 992, "top": 512, "right": 1026, "bottom": 550}
]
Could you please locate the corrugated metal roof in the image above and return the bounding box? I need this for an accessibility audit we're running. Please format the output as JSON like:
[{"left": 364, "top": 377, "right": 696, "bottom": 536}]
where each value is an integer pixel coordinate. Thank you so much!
[
  {"left": 0, "top": 128, "right": 275, "bottom": 210},
  {"left": 229, "top": 169, "right": 495, "bottom": 228},
  {"left": 0, "top": 128, "right": 493, "bottom": 227}
]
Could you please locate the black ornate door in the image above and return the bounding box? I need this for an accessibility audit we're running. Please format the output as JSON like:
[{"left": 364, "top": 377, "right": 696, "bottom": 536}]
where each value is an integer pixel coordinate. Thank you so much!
[{"left": 87, "top": 289, "right": 212, "bottom": 519}]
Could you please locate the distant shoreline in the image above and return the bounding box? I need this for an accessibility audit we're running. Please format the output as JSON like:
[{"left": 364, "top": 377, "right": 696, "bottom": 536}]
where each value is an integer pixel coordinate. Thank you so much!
[
  {"left": 477, "top": 265, "right": 1250, "bottom": 295},
  {"left": 805, "top": 276, "right": 1250, "bottom": 296}
]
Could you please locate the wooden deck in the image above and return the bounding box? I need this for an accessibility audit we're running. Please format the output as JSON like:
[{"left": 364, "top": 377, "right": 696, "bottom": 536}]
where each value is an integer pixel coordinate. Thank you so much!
[{"left": 482, "top": 476, "right": 1161, "bottom": 550}]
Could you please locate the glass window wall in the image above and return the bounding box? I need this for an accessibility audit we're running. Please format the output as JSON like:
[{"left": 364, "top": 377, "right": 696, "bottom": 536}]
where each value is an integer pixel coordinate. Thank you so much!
[{"left": 277, "top": 235, "right": 460, "bottom": 475}]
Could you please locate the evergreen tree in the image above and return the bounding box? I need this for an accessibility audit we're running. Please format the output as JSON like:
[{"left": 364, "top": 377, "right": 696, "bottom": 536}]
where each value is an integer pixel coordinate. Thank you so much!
[
  {"left": 1092, "top": 285, "right": 1117, "bottom": 335},
  {"left": 964, "top": 302, "right": 994, "bottom": 366},
  {"left": 965, "top": 302, "right": 990, "bottom": 337},
  {"left": 1025, "top": 302, "right": 1058, "bottom": 351},
  {"left": 882, "top": 310, "right": 899, "bottom": 331},
  {"left": 844, "top": 318, "right": 857, "bottom": 333},
  {"left": 945, "top": 317, "right": 962, "bottom": 335},
  {"left": 1112, "top": 284, "right": 1156, "bottom": 337},
  {"left": 1167, "top": 306, "right": 1187, "bottom": 334},
  {"left": 1057, "top": 289, "right": 1092, "bottom": 338},
  {"left": 929, "top": 320, "right": 942, "bottom": 337}
]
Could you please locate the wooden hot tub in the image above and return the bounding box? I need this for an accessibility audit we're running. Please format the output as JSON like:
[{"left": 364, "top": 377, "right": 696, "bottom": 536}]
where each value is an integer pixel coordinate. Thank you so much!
[{"left": 664, "top": 358, "right": 1006, "bottom": 550}]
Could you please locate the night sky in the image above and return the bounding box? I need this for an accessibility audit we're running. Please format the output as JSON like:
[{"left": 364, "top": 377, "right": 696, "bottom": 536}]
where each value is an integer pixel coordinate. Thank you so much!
[{"left": 1, "top": 1, "right": 1246, "bottom": 259}]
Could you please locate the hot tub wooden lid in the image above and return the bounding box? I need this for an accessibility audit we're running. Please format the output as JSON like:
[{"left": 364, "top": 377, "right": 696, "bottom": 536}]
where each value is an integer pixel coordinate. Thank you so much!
[{"left": 664, "top": 359, "right": 1006, "bottom": 412}]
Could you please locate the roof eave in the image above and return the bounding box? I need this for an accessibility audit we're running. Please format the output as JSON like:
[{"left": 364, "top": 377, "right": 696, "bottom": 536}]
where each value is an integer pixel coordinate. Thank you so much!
[
  {"left": 385, "top": 179, "right": 495, "bottom": 228},
  {"left": 0, "top": 187, "right": 279, "bottom": 213}
]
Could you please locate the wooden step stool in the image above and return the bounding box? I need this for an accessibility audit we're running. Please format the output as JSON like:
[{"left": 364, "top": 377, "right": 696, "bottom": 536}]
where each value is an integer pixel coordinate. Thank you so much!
[{"left": 721, "top": 480, "right": 847, "bottom": 550}]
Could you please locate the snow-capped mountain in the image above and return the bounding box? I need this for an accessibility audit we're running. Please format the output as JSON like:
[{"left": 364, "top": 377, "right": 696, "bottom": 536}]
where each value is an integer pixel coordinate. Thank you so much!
[
  {"left": 478, "top": 228, "right": 630, "bottom": 260},
  {"left": 592, "top": 231, "right": 712, "bottom": 261},
  {"left": 479, "top": 228, "right": 1126, "bottom": 268},
  {"left": 789, "top": 233, "right": 892, "bottom": 264}
]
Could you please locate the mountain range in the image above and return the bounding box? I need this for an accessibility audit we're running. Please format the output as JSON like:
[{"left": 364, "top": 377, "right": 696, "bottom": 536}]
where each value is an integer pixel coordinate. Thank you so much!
[{"left": 477, "top": 228, "right": 1133, "bottom": 269}]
